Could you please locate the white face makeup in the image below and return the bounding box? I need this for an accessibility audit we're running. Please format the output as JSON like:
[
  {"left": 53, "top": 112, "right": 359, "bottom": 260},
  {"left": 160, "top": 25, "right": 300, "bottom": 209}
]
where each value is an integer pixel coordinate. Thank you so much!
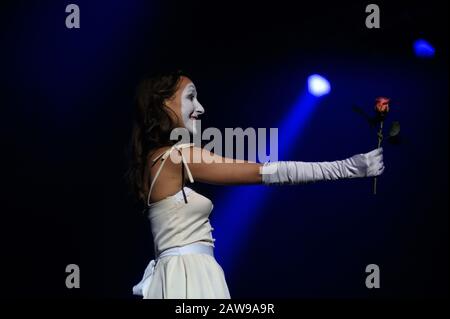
[{"left": 180, "top": 83, "right": 204, "bottom": 134}]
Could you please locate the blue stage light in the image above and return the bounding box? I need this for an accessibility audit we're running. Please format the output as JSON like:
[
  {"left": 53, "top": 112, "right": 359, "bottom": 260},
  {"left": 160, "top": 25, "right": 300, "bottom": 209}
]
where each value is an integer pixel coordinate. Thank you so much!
[
  {"left": 213, "top": 86, "right": 323, "bottom": 274},
  {"left": 307, "top": 74, "right": 331, "bottom": 97},
  {"left": 413, "top": 39, "right": 435, "bottom": 58}
]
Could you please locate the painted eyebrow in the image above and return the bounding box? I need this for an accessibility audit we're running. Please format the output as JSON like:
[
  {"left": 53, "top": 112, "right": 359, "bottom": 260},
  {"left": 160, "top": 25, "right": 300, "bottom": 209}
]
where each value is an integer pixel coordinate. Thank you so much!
[{"left": 185, "top": 83, "right": 196, "bottom": 91}]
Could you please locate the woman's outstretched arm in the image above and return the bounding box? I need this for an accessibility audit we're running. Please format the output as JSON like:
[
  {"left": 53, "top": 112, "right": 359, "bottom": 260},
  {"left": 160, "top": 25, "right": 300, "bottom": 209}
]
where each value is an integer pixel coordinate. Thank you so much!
[
  {"left": 180, "top": 146, "right": 385, "bottom": 186},
  {"left": 180, "top": 146, "right": 263, "bottom": 185}
]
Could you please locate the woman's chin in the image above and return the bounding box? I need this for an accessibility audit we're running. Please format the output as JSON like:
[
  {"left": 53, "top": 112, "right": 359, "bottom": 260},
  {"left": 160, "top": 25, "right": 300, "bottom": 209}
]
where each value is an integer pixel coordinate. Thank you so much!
[
  {"left": 185, "top": 120, "right": 197, "bottom": 135},
  {"left": 183, "top": 123, "right": 194, "bottom": 135}
]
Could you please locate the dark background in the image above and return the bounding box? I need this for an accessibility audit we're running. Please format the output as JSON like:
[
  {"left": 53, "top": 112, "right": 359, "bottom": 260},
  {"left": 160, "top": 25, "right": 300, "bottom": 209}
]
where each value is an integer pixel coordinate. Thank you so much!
[{"left": 0, "top": 0, "right": 448, "bottom": 298}]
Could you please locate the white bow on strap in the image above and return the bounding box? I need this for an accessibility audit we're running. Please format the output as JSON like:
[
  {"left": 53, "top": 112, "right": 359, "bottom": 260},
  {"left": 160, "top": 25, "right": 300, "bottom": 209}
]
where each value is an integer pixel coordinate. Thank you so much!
[{"left": 132, "top": 259, "right": 156, "bottom": 296}]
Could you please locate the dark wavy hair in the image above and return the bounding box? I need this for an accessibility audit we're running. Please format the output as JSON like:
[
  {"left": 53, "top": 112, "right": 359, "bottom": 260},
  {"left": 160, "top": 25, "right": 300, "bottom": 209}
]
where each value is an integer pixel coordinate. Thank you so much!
[{"left": 125, "top": 70, "right": 187, "bottom": 202}]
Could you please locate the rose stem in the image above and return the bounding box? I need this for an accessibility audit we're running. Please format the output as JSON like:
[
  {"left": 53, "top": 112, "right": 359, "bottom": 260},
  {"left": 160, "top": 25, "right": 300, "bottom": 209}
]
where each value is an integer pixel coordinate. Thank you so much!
[{"left": 373, "top": 121, "right": 384, "bottom": 195}]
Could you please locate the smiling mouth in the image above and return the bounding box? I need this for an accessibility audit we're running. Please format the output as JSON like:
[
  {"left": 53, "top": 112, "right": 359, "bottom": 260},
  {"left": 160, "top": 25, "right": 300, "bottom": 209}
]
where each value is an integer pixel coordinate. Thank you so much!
[{"left": 190, "top": 114, "right": 199, "bottom": 120}]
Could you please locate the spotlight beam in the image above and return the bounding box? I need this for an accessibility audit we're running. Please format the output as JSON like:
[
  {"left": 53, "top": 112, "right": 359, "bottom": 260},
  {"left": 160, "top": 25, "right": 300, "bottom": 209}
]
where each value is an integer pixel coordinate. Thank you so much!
[{"left": 213, "top": 75, "right": 330, "bottom": 275}]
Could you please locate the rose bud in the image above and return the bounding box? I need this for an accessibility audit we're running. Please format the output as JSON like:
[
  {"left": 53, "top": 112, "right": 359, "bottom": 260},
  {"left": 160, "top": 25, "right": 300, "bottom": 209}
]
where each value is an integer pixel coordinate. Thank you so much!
[{"left": 375, "top": 97, "right": 390, "bottom": 114}]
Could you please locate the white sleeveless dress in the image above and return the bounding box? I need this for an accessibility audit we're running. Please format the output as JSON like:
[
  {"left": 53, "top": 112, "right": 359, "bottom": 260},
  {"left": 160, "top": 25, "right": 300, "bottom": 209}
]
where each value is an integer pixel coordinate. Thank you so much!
[{"left": 134, "top": 143, "right": 231, "bottom": 299}]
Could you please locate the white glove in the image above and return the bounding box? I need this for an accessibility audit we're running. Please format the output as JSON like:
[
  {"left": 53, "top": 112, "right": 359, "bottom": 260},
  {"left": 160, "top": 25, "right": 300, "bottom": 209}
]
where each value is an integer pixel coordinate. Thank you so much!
[{"left": 260, "top": 148, "right": 385, "bottom": 185}]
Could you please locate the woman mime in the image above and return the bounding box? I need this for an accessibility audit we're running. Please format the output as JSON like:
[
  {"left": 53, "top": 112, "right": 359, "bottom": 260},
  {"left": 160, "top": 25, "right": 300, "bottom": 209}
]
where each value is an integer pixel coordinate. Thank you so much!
[{"left": 126, "top": 70, "right": 385, "bottom": 299}]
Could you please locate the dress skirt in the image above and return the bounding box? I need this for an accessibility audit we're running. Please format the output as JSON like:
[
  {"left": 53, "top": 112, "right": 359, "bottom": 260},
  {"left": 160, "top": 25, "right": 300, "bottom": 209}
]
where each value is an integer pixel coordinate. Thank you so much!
[{"left": 144, "top": 253, "right": 231, "bottom": 299}]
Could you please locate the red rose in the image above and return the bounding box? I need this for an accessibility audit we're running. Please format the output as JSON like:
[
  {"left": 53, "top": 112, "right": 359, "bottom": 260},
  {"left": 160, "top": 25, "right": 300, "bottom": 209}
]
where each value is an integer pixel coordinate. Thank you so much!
[{"left": 375, "top": 97, "right": 390, "bottom": 114}]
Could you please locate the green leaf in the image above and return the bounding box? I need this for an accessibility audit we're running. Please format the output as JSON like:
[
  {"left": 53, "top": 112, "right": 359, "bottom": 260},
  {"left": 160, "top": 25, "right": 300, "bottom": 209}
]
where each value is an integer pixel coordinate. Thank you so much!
[{"left": 389, "top": 121, "right": 401, "bottom": 137}]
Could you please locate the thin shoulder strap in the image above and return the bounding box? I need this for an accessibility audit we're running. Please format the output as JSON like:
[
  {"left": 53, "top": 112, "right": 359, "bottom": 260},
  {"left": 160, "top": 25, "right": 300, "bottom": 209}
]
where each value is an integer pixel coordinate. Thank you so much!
[{"left": 147, "top": 143, "right": 195, "bottom": 206}]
